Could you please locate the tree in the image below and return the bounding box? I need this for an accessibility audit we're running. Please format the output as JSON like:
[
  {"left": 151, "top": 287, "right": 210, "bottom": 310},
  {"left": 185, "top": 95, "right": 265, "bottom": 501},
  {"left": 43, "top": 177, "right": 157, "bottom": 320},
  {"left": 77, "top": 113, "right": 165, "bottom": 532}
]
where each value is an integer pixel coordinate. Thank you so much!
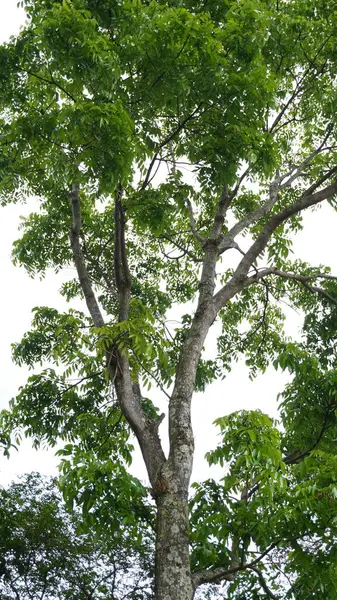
[
  {"left": 1, "top": 0, "right": 337, "bottom": 597},
  {"left": 0, "top": 472, "right": 154, "bottom": 599}
]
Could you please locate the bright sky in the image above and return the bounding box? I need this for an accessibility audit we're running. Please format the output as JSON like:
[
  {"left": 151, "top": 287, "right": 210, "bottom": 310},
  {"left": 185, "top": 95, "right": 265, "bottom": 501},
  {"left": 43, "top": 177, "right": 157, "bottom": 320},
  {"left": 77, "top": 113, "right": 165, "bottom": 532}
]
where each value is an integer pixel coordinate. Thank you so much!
[{"left": 0, "top": 0, "right": 336, "bottom": 489}]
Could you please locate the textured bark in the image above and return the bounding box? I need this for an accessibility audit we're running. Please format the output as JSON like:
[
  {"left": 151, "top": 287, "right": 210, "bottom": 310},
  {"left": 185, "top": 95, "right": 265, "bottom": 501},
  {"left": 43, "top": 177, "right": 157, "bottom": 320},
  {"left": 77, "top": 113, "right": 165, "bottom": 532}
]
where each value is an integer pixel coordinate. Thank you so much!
[
  {"left": 155, "top": 474, "right": 194, "bottom": 599},
  {"left": 111, "top": 188, "right": 167, "bottom": 486},
  {"left": 112, "top": 352, "right": 166, "bottom": 487}
]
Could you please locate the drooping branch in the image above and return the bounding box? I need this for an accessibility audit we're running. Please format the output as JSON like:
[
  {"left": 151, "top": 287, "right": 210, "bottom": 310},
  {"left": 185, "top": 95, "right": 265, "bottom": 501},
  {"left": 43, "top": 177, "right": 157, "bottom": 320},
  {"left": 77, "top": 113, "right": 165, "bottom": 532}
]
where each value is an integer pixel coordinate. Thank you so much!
[
  {"left": 247, "top": 268, "right": 337, "bottom": 306},
  {"left": 69, "top": 184, "right": 105, "bottom": 328}
]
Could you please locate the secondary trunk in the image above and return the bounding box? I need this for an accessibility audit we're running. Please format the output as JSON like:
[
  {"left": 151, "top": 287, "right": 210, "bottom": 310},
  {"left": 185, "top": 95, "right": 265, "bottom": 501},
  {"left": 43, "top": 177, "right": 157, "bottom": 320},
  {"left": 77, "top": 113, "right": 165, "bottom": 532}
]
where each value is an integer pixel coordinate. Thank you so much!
[{"left": 155, "top": 488, "right": 194, "bottom": 600}]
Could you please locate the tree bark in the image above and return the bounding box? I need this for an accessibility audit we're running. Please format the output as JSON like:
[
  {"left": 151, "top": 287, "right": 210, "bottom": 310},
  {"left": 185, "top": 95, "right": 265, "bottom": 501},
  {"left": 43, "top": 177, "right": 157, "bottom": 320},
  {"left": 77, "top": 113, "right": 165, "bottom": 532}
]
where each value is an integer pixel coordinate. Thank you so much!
[{"left": 154, "top": 473, "right": 194, "bottom": 600}]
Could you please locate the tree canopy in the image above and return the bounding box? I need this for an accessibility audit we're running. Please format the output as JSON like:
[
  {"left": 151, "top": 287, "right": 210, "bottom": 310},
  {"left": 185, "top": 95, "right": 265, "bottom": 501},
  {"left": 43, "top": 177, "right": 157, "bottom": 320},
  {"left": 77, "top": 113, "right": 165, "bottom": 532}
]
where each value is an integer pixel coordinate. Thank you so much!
[
  {"left": 1, "top": 0, "right": 337, "bottom": 598},
  {"left": 0, "top": 472, "right": 154, "bottom": 599}
]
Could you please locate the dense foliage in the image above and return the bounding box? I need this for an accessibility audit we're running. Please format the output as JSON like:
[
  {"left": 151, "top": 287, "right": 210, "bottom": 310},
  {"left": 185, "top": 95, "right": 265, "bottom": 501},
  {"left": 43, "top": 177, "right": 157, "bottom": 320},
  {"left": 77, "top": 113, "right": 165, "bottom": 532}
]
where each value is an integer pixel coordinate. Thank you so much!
[
  {"left": 0, "top": 472, "right": 153, "bottom": 599},
  {"left": 1, "top": 0, "right": 337, "bottom": 597}
]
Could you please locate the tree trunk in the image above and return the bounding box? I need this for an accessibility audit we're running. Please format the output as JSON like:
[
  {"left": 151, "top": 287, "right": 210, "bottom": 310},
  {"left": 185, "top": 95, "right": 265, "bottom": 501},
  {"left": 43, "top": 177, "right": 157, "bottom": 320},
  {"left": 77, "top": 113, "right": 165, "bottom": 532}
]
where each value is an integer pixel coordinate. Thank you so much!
[{"left": 155, "top": 488, "right": 194, "bottom": 600}]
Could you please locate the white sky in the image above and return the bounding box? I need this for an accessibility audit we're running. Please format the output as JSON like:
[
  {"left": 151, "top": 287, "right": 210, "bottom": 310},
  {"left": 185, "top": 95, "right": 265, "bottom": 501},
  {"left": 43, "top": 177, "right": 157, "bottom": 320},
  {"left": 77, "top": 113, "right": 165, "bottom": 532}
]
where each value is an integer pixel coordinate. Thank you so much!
[{"left": 0, "top": 1, "right": 336, "bottom": 488}]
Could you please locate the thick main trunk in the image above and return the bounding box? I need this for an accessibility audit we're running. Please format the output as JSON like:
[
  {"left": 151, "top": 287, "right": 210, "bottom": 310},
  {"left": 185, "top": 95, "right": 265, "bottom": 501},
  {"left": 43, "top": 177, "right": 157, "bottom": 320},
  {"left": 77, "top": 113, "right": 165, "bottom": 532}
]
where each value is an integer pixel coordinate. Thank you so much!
[
  {"left": 155, "top": 488, "right": 194, "bottom": 600},
  {"left": 152, "top": 307, "right": 216, "bottom": 599}
]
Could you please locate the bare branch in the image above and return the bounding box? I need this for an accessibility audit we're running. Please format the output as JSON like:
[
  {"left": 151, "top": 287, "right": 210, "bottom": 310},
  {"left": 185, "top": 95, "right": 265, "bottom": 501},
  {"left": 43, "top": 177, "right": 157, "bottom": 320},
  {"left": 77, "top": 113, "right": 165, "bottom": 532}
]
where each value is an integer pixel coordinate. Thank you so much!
[
  {"left": 69, "top": 184, "right": 105, "bottom": 328},
  {"left": 213, "top": 179, "right": 337, "bottom": 312},
  {"left": 192, "top": 542, "right": 279, "bottom": 588},
  {"left": 247, "top": 268, "right": 337, "bottom": 306},
  {"left": 279, "top": 124, "right": 333, "bottom": 189}
]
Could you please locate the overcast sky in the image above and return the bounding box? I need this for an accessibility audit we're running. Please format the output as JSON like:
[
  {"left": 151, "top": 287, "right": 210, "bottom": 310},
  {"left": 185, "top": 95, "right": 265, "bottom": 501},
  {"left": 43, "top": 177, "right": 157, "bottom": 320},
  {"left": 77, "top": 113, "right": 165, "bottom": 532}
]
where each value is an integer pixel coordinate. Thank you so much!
[{"left": 1, "top": 0, "right": 336, "bottom": 488}]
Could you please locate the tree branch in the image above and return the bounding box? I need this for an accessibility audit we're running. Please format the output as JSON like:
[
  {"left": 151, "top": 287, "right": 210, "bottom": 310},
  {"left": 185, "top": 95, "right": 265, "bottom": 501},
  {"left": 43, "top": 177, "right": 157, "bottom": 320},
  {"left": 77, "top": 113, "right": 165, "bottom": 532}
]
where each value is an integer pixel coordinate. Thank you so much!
[
  {"left": 284, "top": 400, "right": 335, "bottom": 465},
  {"left": 221, "top": 173, "right": 281, "bottom": 245},
  {"left": 69, "top": 184, "right": 105, "bottom": 328},
  {"left": 185, "top": 198, "right": 207, "bottom": 244},
  {"left": 269, "top": 35, "right": 332, "bottom": 134},
  {"left": 141, "top": 103, "right": 203, "bottom": 190},
  {"left": 23, "top": 68, "right": 77, "bottom": 102},
  {"left": 159, "top": 235, "right": 203, "bottom": 263},
  {"left": 192, "top": 542, "right": 279, "bottom": 588},
  {"left": 210, "top": 185, "right": 231, "bottom": 241},
  {"left": 249, "top": 566, "right": 280, "bottom": 600},
  {"left": 279, "top": 124, "right": 333, "bottom": 190},
  {"left": 230, "top": 166, "right": 250, "bottom": 201},
  {"left": 220, "top": 130, "right": 334, "bottom": 251},
  {"left": 110, "top": 185, "right": 166, "bottom": 485},
  {"left": 301, "top": 164, "right": 337, "bottom": 197},
  {"left": 247, "top": 268, "right": 337, "bottom": 306},
  {"left": 114, "top": 185, "right": 131, "bottom": 321},
  {"left": 213, "top": 178, "right": 337, "bottom": 312}
]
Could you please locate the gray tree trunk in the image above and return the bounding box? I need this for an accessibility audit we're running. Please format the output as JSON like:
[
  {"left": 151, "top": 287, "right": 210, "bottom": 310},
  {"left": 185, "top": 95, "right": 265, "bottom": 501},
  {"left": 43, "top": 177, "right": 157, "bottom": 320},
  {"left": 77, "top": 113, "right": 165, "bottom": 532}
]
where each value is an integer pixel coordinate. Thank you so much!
[{"left": 155, "top": 487, "right": 194, "bottom": 599}]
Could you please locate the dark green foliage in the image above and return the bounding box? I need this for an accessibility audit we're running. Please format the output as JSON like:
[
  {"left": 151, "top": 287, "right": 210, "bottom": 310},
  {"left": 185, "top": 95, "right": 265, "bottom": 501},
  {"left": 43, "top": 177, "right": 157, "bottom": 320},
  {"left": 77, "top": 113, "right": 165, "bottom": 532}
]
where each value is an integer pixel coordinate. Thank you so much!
[
  {"left": 1, "top": 0, "right": 337, "bottom": 597},
  {"left": 0, "top": 472, "right": 154, "bottom": 599}
]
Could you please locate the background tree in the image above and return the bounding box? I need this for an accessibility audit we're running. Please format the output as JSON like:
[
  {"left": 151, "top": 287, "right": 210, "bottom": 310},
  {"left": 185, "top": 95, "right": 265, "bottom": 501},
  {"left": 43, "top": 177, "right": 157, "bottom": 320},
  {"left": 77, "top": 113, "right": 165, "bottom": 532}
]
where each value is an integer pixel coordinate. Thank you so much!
[
  {"left": 1, "top": 0, "right": 337, "bottom": 598},
  {"left": 0, "top": 472, "right": 154, "bottom": 599}
]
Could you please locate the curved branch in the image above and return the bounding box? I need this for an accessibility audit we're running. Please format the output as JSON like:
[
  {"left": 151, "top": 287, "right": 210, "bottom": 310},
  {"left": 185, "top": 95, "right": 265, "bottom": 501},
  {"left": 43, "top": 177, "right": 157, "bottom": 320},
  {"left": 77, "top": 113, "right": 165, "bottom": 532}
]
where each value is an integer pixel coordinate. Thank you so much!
[{"left": 159, "top": 235, "right": 203, "bottom": 263}]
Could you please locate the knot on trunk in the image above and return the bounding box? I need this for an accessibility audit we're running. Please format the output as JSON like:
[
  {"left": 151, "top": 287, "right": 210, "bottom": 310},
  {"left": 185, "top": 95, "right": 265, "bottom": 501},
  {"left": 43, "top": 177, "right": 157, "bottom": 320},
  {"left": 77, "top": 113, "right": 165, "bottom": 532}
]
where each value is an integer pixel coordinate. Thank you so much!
[{"left": 150, "top": 474, "right": 169, "bottom": 498}]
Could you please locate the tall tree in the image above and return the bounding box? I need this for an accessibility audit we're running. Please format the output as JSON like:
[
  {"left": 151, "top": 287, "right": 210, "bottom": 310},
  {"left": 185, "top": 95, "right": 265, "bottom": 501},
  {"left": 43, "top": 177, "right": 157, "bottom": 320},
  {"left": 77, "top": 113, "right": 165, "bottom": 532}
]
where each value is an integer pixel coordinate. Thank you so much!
[
  {"left": 0, "top": 472, "right": 154, "bottom": 599},
  {"left": 1, "top": 0, "right": 337, "bottom": 598}
]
